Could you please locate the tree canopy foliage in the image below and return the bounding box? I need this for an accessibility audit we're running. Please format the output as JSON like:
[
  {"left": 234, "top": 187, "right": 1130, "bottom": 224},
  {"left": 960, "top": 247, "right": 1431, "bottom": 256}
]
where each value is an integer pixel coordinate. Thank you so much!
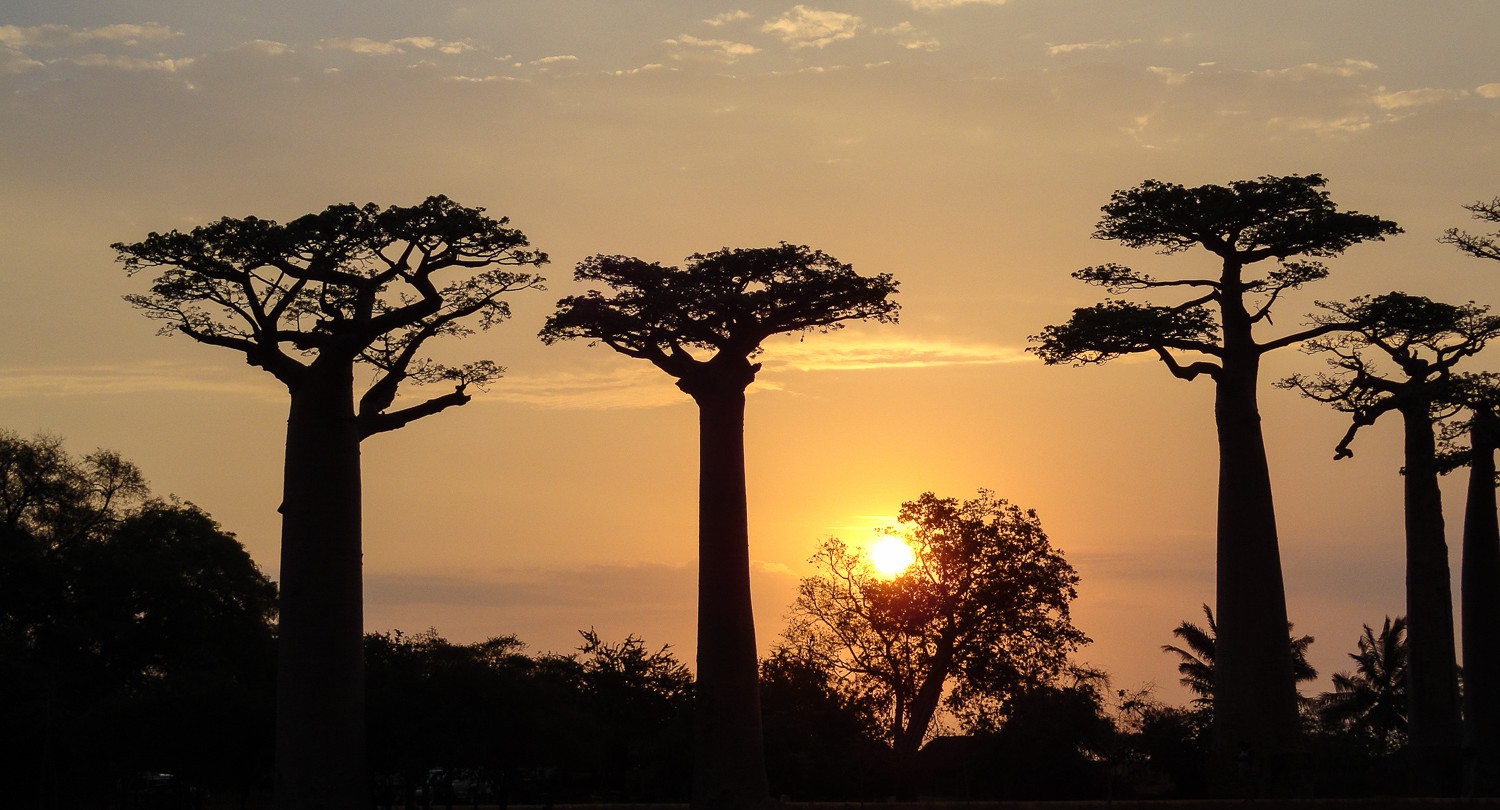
[
  {"left": 0, "top": 432, "right": 278, "bottom": 808},
  {"left": 782, "top": 490, "right": 1086, "bottom": 757},
  {"left": 114, "top": 195, "right": 547, "bottom": 435}
]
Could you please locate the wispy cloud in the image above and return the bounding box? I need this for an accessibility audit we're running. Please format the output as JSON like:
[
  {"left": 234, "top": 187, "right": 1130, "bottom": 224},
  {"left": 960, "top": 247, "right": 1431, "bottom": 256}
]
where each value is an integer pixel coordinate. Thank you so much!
[
  {"left": 664, "top": 34, "right": 760, "bottom": 63},
  {"left": 0, "top": 23, "right": 179, "bottom": 49},
  {"left": 0, "top": 363, "right": 275, "bottom": 400},
  {"left": 319, "top": 36, "right": 474, "bottom": 56},
  {"left": 761, "top": 335, "right": 1027, "bottom": 371},
  {"left": 1478, "top": 83, "right": 1500, "bottom": 99},
  {"left": 1047, "top": 39, "right": 1139, "bottom": 56},
  {"left": 1373, "top": 87, "right": 1467, "bottom": 110},
  {"left": 901, "top": 0, "right": 1007, "bottom": 8},
  {"left": 762, "top": 6, "right": 860, "bottom": 49},
  {"left": 70, "top": 53, "right": 195, "bottom": 72},
  {"left": 1257, "top": 59, "right": 1378, "bottom": 80},
  {"left": 703, "top": 10, "right": 753, "bottom": 27}
]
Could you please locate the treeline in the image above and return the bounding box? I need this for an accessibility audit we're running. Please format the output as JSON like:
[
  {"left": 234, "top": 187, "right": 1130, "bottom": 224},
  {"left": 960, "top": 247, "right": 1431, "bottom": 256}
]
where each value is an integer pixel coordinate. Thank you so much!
[{"left": 0, "top": 431, "right": 1435, "bottom": 807}]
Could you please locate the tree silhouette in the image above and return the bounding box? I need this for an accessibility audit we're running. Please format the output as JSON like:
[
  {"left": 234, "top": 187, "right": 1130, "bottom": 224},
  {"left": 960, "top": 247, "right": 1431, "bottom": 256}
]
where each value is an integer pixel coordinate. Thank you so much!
[
  {"left": 1031, "top": 174, "right": 1399, "bottom": 787},
  {"left": 1281, "top": 293, "right": 1500, "bottom": 794},
  {"left": 1320, "top": 616, "right": 1409, "bottom": 756},
  {"left": 114, "top": 196, "right": 546, "bottom": 810},
  {"left": 1161, "top": 604, "right": 1317, "bottom": 708},
  {"left": 539, "top": 243, "right": 898, "bottom": 810},
  {"left": 0, "top": 432, "right": 278, "bottom": 807},
  {"left": 782, "top": 491, "right": 1086, "bottom": 766},
  {"left": 1442, "top": 201, "right": 1500, "bottom": 795}
]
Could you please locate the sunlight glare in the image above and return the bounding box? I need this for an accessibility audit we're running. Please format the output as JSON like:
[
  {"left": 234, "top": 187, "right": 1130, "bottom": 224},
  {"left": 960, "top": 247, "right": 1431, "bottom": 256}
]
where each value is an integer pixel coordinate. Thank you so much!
[{"left": 869, "top": 534, "right": 916, "bottom": 579}]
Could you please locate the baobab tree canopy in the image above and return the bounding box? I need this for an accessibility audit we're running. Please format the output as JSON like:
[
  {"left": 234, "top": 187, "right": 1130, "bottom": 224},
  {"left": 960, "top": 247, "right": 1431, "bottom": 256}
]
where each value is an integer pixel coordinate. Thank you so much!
[
  {"left": 539, "top": 243, "right": 899, "bottom": 391},
  {"left": 113, "top": 195, "right": 548, "bottom": 434}
]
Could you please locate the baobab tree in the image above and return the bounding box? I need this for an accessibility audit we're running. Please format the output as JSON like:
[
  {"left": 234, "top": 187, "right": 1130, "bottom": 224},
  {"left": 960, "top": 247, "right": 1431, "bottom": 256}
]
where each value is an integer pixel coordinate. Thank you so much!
[
  {"left": 114, "top": 196, "right": 547, "bottom": 810},
  {"left": 1030, "top": 174, "right": 1400, "bottom": 789},
  {"left": 539, "top": 243, "right": 898, "bottom": 810},
  {"left": 1280, "top": 293, "right": 1500, "bottom": 795}
]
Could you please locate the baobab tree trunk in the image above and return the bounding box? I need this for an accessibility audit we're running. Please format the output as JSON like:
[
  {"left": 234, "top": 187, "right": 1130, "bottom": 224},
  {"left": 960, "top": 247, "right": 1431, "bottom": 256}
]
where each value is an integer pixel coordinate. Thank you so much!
[
  {"left": 686, "top": 367, "right": 770, "bottom": 810},
  {"left": 274, "top": 362, "right": 368, "bottom": 810},
  {"left": 1462, "top": 410, "right": 1500, "bottom": 796},
  {"left": 1401, "top": 403, "right": 1463, "bottom": 796},
  {"left": 1209, "top": 310, "right": 1300, "bottom": 794}
]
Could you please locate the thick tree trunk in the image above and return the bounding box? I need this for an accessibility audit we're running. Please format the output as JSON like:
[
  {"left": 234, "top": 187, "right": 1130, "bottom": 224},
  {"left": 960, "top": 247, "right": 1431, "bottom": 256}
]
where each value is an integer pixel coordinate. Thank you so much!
[
  {"left": 1401, "top": 404, "right": 1463, "bottom": 796},
  {"left": 687, "top": 372, "right": 770, "bottom": 810},
  {"left": 1210, "top": 348, "right": 1301, "bottom": 794},
  {"left": 274, "top": 362, "right": 368, "bottom": 810},
  {"left": 1208, "top": 269, "right": 1299, "bottom": 793},
  {"left": 1462, "top": 412, "right": 1500, "bottom": 795},
  {"left": 892, "top": 635, "right": 954, "bottom": 761}
]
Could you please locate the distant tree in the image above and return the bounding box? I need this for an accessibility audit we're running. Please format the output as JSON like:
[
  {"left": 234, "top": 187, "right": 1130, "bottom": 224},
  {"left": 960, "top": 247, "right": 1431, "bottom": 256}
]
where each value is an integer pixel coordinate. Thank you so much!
[
  {"left": 1442, "top": 201, "right": 1500, "bottom": 796},
  {"left": 114, "top": 197, "right": 547, "bottom": 810},
  {"left": 1162, "top": 604, "right": 1317, "bottom": 708},
  {"left": 782, "top": 490, "right": 1086, "bottom": 767},
  {"left": 1030, "top": 174, "right": 1400, "bottom": 786},
  {"left": 540, "top": 243, "right": 898, "bottom": 810},
  {"left": 0, "top": 432, "right": 277, "bottom": 808},
  {"left": 1281, "top": 293, "right": 1500, "bottom": 794},
  {"left": 1320, "top": 616, "right": 1409, "bottom": 756}
]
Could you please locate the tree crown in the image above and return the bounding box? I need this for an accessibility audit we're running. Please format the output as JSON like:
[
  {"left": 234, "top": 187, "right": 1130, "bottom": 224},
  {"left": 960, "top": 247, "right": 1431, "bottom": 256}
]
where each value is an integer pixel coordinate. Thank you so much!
[
  {"left": 539, "top": 243, "right": 898, "bottom": 386},
  {"left": 114, "top": 195, "right": 547, "bottom": 436}
]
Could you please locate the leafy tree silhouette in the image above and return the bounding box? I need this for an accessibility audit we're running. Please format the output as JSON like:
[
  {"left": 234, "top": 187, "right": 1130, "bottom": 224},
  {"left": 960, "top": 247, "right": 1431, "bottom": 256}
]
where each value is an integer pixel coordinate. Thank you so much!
[
  {"left": 782, "top": 491, "right": 1086, "bottom": 766},
  {"left": 1161, "top": 604, "right": 1317, "bottom": 708},
  {"left": 114, "top": 197, "right": 546, "bottom": 810},
  {"left": 1030, "top": 174, "right": 1399, "bottom": 788},
  {"left": 1320, "top": 616, "right": 1409, "bottom": 756},
  {"left": 540, "top": 243, "right": 898, "bottom": 810},
  {"left": 1281, "top": 293, "right": 1500, "bottom": 795}
]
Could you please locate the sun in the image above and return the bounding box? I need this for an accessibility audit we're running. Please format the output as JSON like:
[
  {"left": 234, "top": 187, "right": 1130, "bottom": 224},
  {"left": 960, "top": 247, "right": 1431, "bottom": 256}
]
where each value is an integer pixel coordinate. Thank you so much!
[{"left": 868, "top": 534, "right": 916, "bottom": 579}]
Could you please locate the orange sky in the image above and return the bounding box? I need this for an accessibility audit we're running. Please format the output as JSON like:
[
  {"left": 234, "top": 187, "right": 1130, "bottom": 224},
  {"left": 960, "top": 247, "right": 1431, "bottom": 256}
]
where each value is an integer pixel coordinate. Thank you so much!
[{"left": 3, "top": 0, "right": 1499, "bottom": 705}]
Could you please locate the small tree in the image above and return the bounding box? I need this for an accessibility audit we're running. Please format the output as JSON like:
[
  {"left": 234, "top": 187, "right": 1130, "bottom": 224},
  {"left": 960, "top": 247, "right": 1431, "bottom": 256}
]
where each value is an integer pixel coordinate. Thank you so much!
[
  {"left": 782, "top": 490, "right": 1086, "bottom": 763},
  {"left": 1281, "top": 293, "right": 1500, "bottom": 794},
  {"left": 115, "top": 196, "right": 546, "bottom": 810},
  {"left": 1162, "top": 604, "right": 1317, "bottom": 708},
  {"left": 1030, "top": 174, "right": 1399, "bottom": 787},
  {"left": 1320, "top": 616, "right": 1409, "bottom": 756},
  {"left": 540, "top": 243, "right": 898, "bottom": 810}
]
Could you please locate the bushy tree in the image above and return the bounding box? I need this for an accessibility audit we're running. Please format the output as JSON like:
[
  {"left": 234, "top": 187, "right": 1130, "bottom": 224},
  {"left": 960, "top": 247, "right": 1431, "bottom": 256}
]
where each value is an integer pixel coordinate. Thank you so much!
[
  {"left": 782, "top": 490, "right": 1086, "bottom": 763},
  {"left": 1162, "top": 604, "right": 1318, "bottom": 708},
  {"left": 0, "top": 432, "right": 277, "bottom": 808},
  {"left": 115, "top": 197, "right": 546, "bottom": 809}
]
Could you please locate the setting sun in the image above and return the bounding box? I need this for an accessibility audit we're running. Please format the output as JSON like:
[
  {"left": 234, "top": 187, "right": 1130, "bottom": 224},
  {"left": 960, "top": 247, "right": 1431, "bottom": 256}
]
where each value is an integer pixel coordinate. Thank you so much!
[{"left": 869, "top": 534, "right": 916, "bottom": 579}]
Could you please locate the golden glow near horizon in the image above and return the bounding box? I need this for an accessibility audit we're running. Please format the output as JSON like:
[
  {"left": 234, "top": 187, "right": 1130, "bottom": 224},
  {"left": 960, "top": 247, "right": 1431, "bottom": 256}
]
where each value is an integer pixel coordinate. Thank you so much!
[{"left": 868, "top": 533, "right": 917, "bottom": 579}]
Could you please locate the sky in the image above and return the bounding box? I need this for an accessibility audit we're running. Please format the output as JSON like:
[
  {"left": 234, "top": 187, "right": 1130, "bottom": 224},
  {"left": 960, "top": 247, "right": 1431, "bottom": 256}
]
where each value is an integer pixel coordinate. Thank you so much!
[{"left": 3, "top": 0, "right": 1499, "bottom": 707}]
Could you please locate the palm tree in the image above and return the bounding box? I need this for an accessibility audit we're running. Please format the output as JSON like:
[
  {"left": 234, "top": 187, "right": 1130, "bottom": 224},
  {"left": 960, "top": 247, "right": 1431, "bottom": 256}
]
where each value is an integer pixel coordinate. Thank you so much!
[
  {"left": 1163, "top": 604, "right": 1317, "bottom": 707},
  {"left": 1319, "top": 617, "right": 1409, "bottom": 755}
]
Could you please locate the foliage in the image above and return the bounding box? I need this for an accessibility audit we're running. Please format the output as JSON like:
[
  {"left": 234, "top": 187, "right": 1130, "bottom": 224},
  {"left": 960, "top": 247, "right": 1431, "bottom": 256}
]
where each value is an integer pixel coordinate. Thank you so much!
[
  {"left": 1030, "top": 173, "right": 1400, "bottom": 378},
  {"left": 539, "top": 243, "right": 899, "bottom": 378},
  {"left": 114, "top": 195, "right": 546, "bottom": 434},
  {"left": 1318, "top": 616, "right": 1409, "bottom": 755},
  {"left": 782, "top": 490, "right": 1086, "bottom": 756},
  {"left": 0, "top": 431, "right": 278, "bottom": 808},
  {"left": 1441, "top": 197, "right": 1500, "bottom": 264},
  {"left": 1161, "top": 604, "right": 1318, "bottom": 707},
  {"left": 759, "top": 648, "right": 895, "bottom": 799},
  {"left": 1279, "top": 293, "right": 1500, "bottom": 459}
]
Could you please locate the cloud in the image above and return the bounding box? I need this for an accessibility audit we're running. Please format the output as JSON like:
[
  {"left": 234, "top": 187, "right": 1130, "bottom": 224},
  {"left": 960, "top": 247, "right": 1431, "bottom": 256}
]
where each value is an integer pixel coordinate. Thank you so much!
[
  {"left": 1047, "top": 39, "right": 1139, "bottom": 56},
  {"left": 531, "top": 54, "right": 578, "bottom": 65},
  {"left": 1373, "top": 87, "right": 1467, "bottom": 110},
  {"left": 762, "top": 6, "right": 860, "bottom": 49},
  {"left": 319, "top": 36, "right": 474, "bottom": 56},
  {"left": 0, "top": 47, "right": 42, "bottom": 75},
  {"left": 761, "top": 335, "right": 1028, "bottom": 371},
  {"left": 0, "top": 363, "right": 274, "bottom": 400},
  {"left": 703, "top": 10, "right": 752, "bottom": 27},
  {"left": 0, "top": 22, "right": 179, "bottom": 49},
  {"left": 483, "top": 365, "right": 689, "bottom": 409},
  {"left": 664, "top": 34, "right": 761, "bottom": 64},
  {"left": 69, "top": 53, "right": 195, "bottom": 72},
  {"left": 1258, "top": 59, "right": 1378, "bottom": 80},
  {"left": 1478, "top": 83, "right": 1500, "bottom": 99},
  {"left": 900, "top": 0, "right": 1007, "bottom": 8}
]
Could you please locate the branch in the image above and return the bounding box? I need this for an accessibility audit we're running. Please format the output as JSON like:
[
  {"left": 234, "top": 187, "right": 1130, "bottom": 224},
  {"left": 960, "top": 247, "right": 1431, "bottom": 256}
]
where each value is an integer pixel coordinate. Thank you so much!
[
  {"left": 357, "top": 387, "right": 472, "bottom": 439},
  {"left": 1154, "top": 347, "right": 1221, "bottom": 381}
]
